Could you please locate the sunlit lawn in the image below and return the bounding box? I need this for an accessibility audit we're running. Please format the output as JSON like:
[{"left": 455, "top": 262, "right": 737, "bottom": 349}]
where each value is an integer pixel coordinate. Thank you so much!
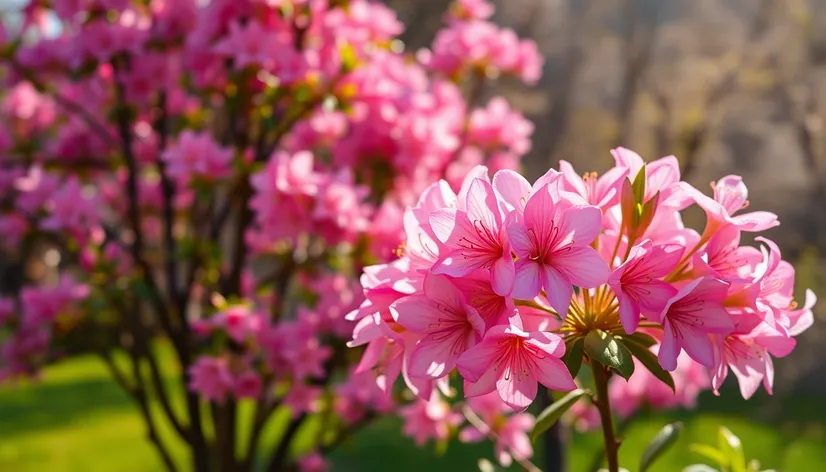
[{"left": 0, "top": 352, "right": 823, "bottom": 472}]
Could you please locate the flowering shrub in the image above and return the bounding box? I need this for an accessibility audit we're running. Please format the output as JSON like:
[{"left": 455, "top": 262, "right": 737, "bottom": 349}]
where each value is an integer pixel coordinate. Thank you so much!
[
  {"left": 0, "top": 0, "right": 542, "bottom": 470},
  {"left": 349, "top": 146, "right": 816, "bottom": 470}
]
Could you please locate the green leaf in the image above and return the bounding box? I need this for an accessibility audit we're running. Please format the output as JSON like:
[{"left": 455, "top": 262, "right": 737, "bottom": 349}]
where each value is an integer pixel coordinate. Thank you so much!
[
  {"left": 640, "top": 421, "right": 684, "bottom": 472},
  {"left": 563, "top": 337, "right": 584, "bottom": 378},
  {"left": 632, "top": 164, "right": 647, "bottom": 204},
  {"left": 530, "top": 388, "right": 590, "bottom": 443},
  {"left": 719, "top": 426, "right": 746, "bottom": 472},
  {"left": 622, "top": 337, "right": 675, "bottom": 392},
  {"left": 690, "top": 443, "right": 727, "bottom": 466},
  {"left": 584, "top": 330, "right": 635, "bottom": 380}
]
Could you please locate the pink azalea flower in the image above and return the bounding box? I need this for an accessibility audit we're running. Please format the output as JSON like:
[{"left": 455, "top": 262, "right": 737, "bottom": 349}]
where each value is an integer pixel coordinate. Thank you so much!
[
  {"left": 692, "top": 225, "right": 762, "bottom": 283},
  {"left": 232, "top": 370, "right": 262, "bottom": 399},
  {"left": 451, "top": 269, "right": 515, "bottom": 330},
  {"left": 467, "top": 97, "right": 533, "bottom": 155},
  {"left": 298, "top": 452, "right": 328, "bottom": 472},
  {"left": 655, "top": 277, "right": 735, "bottom": 371},
  {"left": 447, "top": 0, "right": 495, "bottom": 23},
  {"left": 390, "top": 274, "right": 486, "bottom": 379},
  {"left": 399, "top": 393, "right": 463, "bottom": 446},
  {"left": 161, "top": 131, "right": 233, "bottom": 185},
  {"left": 506, "top": 182, "right": 609, "bottom": 314},
  {"left": 213, "top": 20, "right": 276, "bottom": 70},
  {"left": 272, "top": 150, "right": 323, "bottom": 196},
  {"left": 778, "top": 289, "right": 816, "bottom": 337},
  {"left": 610, "top": 147, "right": 691, "bottom": 209},
  {"left": 558, "top": 160, "right": 627, "bottom": 210},
  {"left": 188, "top": 356, "right": 233, "bottom": 402},
  {"left": 712, "top": 314, "right": 795, "bottom": 399},
  {"left": 284, "top": 383, "right": 322, "bottom": 418},
  {"left": 608, "top": 240, "right": 683, "bottom": 333},
  {"left": 490, "top": 168, "right": 562, "bottom": 214},
  {"left": 678, "top": 175, "right": 779, "bottom": 233},
  {"left": 457, "top": 325, "right": 576, "bottom": 411},
  {"left": 459, "top": 392, "right": 534, "bottom": 467},
  {"left": 430, "top": 178, "right": 515, "bottom": 295}
]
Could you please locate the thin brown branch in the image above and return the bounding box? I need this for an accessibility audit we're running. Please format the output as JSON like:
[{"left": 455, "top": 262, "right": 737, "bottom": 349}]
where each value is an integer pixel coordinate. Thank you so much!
[{"left": 463, "top": 405, "right": 542, "bottom": 472}]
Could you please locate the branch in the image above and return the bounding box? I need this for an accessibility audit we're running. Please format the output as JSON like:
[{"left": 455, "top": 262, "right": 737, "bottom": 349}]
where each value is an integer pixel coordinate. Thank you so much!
[
  {"left": 153, "top": 92, "right": 183, "bottom": 314},
  {"left": 111, "top": 60, "right": 176, "bottom": 336},
  {"left": 591, "top": 363, "right": 620, "bottom": 472},
  {"left": 100, "top": 349, "right": 179, "bottom": 472},
  {"left": 106, "top": 292, "right": 190, "bottom": 443},
  {"left": 462, "top": 406, "right": 542, "bottom": 472},
  {"left": 112, "top": 58, "right": 209, "bottom": 472}
]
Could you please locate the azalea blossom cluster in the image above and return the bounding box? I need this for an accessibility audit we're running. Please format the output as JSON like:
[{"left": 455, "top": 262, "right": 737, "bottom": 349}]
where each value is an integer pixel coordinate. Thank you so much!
[
  {"left": 349, "top": 146, "right": 815, "bottom": 434},
  {"left": 0, "top": 0, "right": 543, "bottom": 470}
]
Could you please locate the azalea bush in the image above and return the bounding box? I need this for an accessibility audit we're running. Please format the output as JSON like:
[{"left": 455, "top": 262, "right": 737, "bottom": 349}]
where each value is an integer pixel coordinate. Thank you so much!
[
  {"left": 348, "top": 144, "right": 816, "bottom": 471},
  {"left": 0, "top": 0, "right": 543, "bottom": 470}
]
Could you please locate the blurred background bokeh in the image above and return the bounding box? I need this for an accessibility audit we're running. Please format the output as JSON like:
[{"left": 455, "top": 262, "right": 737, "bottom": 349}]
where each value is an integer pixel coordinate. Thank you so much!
[{"left": 2, "top": 0, "right": 826, "bottom": 470}]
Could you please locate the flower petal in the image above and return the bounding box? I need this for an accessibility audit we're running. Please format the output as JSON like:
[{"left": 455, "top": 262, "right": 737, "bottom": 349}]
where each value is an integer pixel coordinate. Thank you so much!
[{"left": 511, "top": 259, "right": 542, "bottom": 300}]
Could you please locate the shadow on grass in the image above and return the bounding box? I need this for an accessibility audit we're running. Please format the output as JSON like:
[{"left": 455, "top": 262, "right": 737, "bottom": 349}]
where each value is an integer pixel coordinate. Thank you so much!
[{"left": 0, "top": 377, "right": 137, "bottom": 437}]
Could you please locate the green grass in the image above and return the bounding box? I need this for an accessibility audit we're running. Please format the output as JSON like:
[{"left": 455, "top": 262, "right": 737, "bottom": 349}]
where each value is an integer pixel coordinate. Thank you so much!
[{"left": 0, "top": 353, "right": 823, "bottom": 471}]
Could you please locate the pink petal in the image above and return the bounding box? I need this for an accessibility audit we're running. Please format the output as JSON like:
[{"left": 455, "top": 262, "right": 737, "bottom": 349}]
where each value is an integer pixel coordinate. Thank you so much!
[
  {"left": 464, "top": 368, "right": 498, "bottom": 397},
  {"left": 506, "top": 221, "right": 534, "bottom": 259},
  {"left": 677, "top": 182, "right": 728, "bottom": 223},
  {"left": 457, "top": 328, "right": 509, "bottom": 382},
  {"left": 408, "top": 338, "right": 458, "bottom": 379},
  {"left": 558, "top": 160, "right": 587, "bottom": 197},
  {"left": 610, "top": 147, "right": 644, "bottom": 177},
  {"left": 691, "top": 304, "right": 735, "bottom": 333},
  {"left": 347, "top": 314, "right": 382, "bottom": 347},
  {"left": 511, "top": 259, "right": 542, "bottom": 300},
  {"left": 423, "top": 274, "right": 466, "bottom": 311},
  {"left": 555, "top": 205, "right": 602, "bottom": 249},
  {"left": 644, "top": 244, "right": 685, "bottom": 277},
  {"left": 429, "top": 207, "right": 458, "bottom": 244},
  {"left": 465, "top": 178, "right": 502, "bottom": 229},
  {"left": 762, "top": 355, "right": 774, "bottom": 395},
  {"left": 729, "top": 355, "right": 764, "bottom": 400},
  {"left": 542, "top": 267, "right": 574, "bottom": 316},
  {"left": 658, "top": 322, "right": 680, "bottom": 371},
  {"left": 714, "top": 175, "right": 748, "bottom": 214},
  {"left": 731, "top": 211, "right": 780, "bottom": 232},
  {"left": 390, "top": 296, "right": 443, "bottom": 333},
  {"left": 549, "top": 246, "right": 610, "bottom": 289},
  {"left": 523, "top": 183, "right": 561, "bottom": 242},
  {"left": 617, "top": 292, "right": 641, "bottom": 334},
  {"left": 680, "top": 327, "right": 715, "bottom": 367},
  {"left": 594, "top": 166, "right": 628, "bottom": 208},
  {"left": 354, "top": 338, "right": 385, "bottom": 373},
  {"left": 526, "top": 331, "right": 566, "bottom": 357},
  {"left": 492, "top": 169, "right": 531, "bottom": 212},
  {"left": 531, "top": 354, "right": 576, "bottom": 392},
  {"left": 497, "top": 367, "right": 537, "bottom": 411},
  {"left": 636, "top": 279, "right": 679, "bottom": 317},
  {"left": 490, "top": 256, "right": 515, "bottom": 296},
  {"left": 432, "top": 251, "right": 486, "bottom": 278},
  {"left": 646, "top": 155, "right": 680, "bottom": 197},
  {"left": 457, "top": 165, "right": 490, "bottom": 209}
]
